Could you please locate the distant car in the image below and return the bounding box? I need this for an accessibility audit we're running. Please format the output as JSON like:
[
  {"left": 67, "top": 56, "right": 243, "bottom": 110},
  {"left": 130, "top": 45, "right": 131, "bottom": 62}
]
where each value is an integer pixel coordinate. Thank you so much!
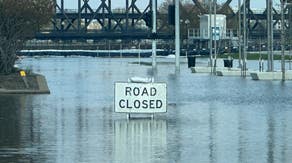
[
  {"left": 230, "top": 47, "right": 239, "bottom": 53},
  {"left": 199, "top": 48, "right": 210, "bottom": 55},
  {"left": 187, "top": 49, "right": 198, "bottom": 56},
  {"left": 180, "top": 49, "right": 187, "bottom": 56}
]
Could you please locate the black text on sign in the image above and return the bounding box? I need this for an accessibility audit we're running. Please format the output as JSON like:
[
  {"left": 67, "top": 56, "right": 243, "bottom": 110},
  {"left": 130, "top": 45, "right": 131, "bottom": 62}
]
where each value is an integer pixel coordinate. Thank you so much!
[{"left": 114, "top": 82, "right": 167, "bottom": 113}]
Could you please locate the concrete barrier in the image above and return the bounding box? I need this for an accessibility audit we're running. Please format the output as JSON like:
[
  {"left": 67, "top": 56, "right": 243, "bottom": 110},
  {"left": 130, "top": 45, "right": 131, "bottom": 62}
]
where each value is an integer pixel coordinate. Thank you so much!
[
  {"left": 250, "top": 71, "right": 292, "bottom": 80},
  {"left": 0, "top": 74, "right": 50, "bottom": 94}
]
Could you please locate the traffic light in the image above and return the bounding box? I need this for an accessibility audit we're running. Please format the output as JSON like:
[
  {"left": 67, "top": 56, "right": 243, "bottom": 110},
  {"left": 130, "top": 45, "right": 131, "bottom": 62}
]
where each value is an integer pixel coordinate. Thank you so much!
[
  {"left": 145, "top": 12, "right": 152, "bottom": 28},
  {"left": 168, "top": 5, "right": 175, "bottom": 25}
]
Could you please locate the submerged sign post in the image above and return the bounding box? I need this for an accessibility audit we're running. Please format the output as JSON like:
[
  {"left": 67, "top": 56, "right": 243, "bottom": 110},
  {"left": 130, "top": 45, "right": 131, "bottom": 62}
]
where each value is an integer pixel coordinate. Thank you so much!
[{"left": 114, "top": 82, "right": 167, "bottom": 113}]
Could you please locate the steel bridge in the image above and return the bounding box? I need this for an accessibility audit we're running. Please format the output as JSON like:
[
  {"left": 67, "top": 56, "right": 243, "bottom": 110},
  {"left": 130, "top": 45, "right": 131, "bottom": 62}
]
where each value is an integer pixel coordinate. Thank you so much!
[{"left": 36, "top": 0, "right": 292, "bottom": 41}]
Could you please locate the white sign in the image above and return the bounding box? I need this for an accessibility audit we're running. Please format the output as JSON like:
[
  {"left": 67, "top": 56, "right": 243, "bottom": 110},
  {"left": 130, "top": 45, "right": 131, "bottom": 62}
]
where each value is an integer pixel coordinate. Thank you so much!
[
  {"left": 114, "top": 82, "right": 167, "bottom": 113},
  {"left": 212, "top": 27, "right": 220, "bottom": 40}
]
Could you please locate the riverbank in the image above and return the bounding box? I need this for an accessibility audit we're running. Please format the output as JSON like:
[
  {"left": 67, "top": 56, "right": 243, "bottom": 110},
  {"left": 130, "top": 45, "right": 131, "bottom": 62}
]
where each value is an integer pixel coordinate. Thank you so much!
[{"left": 0, "top": 71, "right": 50, "bottom": 94}]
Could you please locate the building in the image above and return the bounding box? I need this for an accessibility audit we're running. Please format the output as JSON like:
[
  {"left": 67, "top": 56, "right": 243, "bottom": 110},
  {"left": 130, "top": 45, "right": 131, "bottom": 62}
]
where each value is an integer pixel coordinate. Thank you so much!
[{"left": 200, "top": 14, "right": 226, "bottom": 40}]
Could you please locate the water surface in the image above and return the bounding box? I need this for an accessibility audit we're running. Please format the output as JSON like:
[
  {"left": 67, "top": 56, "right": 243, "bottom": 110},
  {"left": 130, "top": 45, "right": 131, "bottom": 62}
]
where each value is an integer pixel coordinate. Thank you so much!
[{"left": 0, "top": 56, "right": 292, "bottom": 163}]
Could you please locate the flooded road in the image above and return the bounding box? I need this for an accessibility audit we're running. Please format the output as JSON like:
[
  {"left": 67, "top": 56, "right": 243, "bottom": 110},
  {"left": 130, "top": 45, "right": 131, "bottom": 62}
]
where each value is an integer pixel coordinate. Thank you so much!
[{"left": 1, "top": 56, "right": 292, "bottom": 163}]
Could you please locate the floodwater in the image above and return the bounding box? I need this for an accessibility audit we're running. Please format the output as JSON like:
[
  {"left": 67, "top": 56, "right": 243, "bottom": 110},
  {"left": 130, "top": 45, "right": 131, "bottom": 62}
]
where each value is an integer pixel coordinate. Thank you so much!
[{"left": 1, "top": 56, "right": 292, "bottom": 163}]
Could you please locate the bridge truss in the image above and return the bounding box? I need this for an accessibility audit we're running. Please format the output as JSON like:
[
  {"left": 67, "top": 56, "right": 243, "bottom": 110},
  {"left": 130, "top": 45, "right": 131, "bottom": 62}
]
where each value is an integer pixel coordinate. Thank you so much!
[
  {"left": 36, "top": 0, "right": 292, "bottom": 41},
  {"left": 37, "top": 0, "right": 171, "bottom": 40}
]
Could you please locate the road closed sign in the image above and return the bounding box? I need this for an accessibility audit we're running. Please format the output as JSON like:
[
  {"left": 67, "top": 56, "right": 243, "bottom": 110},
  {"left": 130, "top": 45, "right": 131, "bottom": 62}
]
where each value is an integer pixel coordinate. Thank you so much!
[{"left": 114, "top": 82, "right": 167, "bottom": 113}]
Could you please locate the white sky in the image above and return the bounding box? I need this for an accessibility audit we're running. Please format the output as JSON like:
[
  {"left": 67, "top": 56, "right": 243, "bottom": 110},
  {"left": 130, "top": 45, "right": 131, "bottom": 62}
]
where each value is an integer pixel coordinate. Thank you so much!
[{"left": 57, "top": 0, "right": 279, "bottom": 10}]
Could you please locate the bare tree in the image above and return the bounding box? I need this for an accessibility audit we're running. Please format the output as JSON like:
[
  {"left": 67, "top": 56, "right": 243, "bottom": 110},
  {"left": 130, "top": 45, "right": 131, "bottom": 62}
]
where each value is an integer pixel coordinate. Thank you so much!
[
  {"left": 0, "top": 0, "right": 53, "bottom": 74},
  {"left": 158, "top": 0, "right": 203, "bottom": 35}
]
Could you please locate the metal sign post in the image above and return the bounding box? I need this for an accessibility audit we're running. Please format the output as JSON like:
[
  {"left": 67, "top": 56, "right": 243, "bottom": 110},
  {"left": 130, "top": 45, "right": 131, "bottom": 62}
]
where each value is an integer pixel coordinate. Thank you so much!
[{"left": 152, "top": 0, "right": 157, "bottom": 70}]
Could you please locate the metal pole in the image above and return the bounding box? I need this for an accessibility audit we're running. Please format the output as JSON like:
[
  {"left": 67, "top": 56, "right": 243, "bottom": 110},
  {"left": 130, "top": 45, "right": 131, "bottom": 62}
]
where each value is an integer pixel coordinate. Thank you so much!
[
  {"left": 61, "top": 0, "right": 64, "bottom": 11},
  {"left": 175, "top": 0, "right": 180, "bottom": 71},
  {"left": 209, "top": 0, "right": 213, "bottom": 70},
  {"left": 271, "top": 0, "right": 274, "bottom": 72},
  {"left": 108, "top": 0, "right": 112, "bottom": 30},
  {"left": 213, "top": 0, "right": 217, "bottom": 74},
  {"left": 152, "top": 0, "right": 157, "bottom": 70},
  {"left": 185, "top": 19, "right": 190, "bottom": 57},
  {"left": 126, "top": 0, "right": 129, "bottom": 31},
  {"left": 78, "top": 0, "right": 81, "bottom": 31},
  {"left": 61, "top": 0, "right": 64, "bottom": 31},
  {"left": 53, "top": 0, "right": 57, "bottom": 31},
  {"left": 259, "top": 38, "right": 263, "bottom": 71},
  {"left": 120, "top": 44, "right": 122, "bottom": 58},
  {"left": 108, "top": 40, "right": 111, "bottom": 58},
  {"left": 238, "top": 0, "right": 242, "bottom": 69},
  {"left": 267, "top": 0, "right": 274, "bottom": 72},
  {"left": 139, "top": 42, "right": 141, "bottom": 65},
  {"left": 281, "top": 0, "right": 285, "bottom": 81},
  {"left": 243, "top": 0, "right": 247, "bottom": 77}
]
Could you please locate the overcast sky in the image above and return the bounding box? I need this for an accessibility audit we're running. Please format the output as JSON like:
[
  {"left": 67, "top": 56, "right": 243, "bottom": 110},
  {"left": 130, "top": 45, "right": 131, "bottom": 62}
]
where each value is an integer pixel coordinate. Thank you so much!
[{"left": 57, "top": 0, "right": 278, "bottom": 10}]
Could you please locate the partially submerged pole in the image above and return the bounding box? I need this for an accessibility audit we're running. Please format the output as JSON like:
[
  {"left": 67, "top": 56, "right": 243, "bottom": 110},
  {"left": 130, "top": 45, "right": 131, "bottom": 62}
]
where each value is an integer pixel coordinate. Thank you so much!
[
  {"left": 267, "top": 0, "right": 274, "bottom": 72},
  {"left": 213, "top": 0, "right": 217, "bottom": 74},
  {"left": 242, "top": 0, "right": 247, "bottom": 77},
  {"left": 209, "top": 0, "right": 213, "bottom": 71},
  {"left": 175, "top": 0, "right": 180, "bottom": 71},
  {"left": 281, "top": 0, "right": 285, "bottom": 81},
  {"left": 138, "top": 42, "right": 141, "bottom": 65},
  {"left": 152, "top": 0, "right": 157, "bottom": 70},
  {"left": 238, "top": 0, "right": 242, "bottom": 69}
]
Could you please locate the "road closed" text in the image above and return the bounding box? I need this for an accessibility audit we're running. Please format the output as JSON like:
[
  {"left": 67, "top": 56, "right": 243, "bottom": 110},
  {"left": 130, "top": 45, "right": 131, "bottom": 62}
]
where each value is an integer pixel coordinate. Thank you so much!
[{"left": 115, "top": 82, "right": 167, "bottom": 113}]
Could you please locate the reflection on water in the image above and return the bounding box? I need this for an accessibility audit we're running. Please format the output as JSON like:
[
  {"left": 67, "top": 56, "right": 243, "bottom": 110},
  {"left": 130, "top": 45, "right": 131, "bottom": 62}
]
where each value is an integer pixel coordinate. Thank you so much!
[
  {"left": 0, "top": 95, "right": 36, "bottom": 162},
  {"left": 113, "top": 119, "right": 167, "bottom": 163},
  {"left": 0, "top": 57, "right": 292, "bottom": 163}
]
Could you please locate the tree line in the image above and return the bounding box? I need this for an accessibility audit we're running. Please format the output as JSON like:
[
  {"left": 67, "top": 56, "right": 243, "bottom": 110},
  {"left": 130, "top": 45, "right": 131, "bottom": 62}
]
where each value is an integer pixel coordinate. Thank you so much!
[{"left": 0, "top": 0, "right": 53, "bottom": 74}]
